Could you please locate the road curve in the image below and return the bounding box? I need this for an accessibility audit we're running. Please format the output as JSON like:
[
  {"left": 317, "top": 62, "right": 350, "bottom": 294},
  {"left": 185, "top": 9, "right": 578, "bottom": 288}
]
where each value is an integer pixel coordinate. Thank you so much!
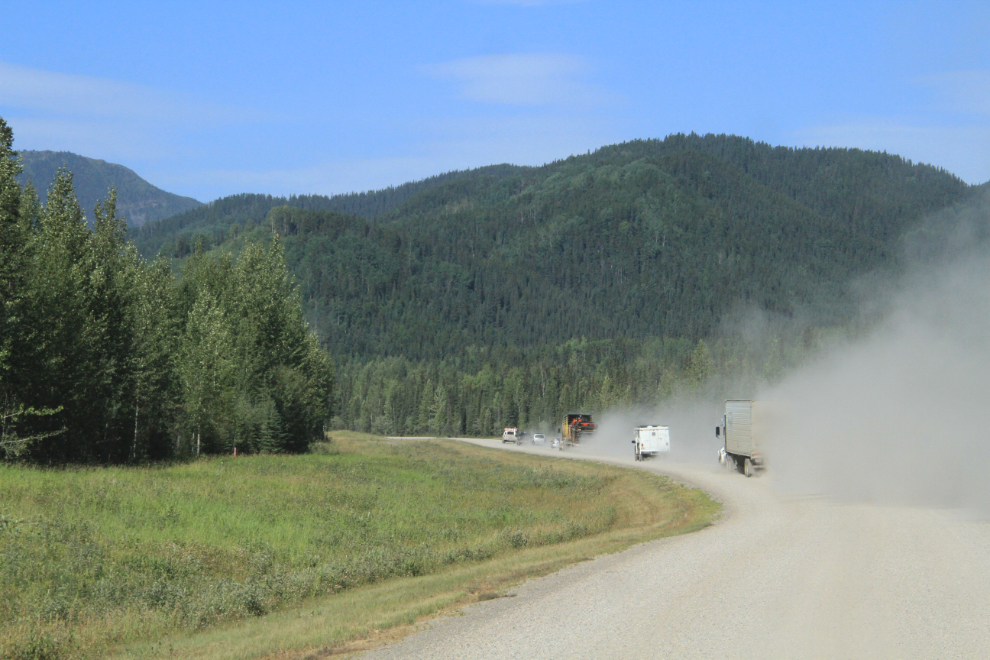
[{"left": 362, "top": 438, "right": 990, "bottom": 659}]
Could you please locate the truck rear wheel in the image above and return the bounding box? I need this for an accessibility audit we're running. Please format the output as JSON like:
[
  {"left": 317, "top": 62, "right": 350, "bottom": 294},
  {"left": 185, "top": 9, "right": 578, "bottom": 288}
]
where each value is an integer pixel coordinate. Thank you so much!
[{"left": 744, "top": 458, "right": 753, "bottom": 478}]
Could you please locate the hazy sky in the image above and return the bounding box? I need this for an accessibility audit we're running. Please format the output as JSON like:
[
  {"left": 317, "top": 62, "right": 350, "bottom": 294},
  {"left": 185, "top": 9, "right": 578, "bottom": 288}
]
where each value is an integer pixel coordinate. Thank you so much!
[{"left": 1, "top": 1, "right": 988, "bottom": 201}]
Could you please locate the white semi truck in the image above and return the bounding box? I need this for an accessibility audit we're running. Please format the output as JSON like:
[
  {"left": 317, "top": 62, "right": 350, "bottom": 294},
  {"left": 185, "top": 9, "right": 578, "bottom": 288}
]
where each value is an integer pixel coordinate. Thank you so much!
[
  {"left": 632, "top": 425, "right": 670, "bottom": 461},
  {"left": 716, "top": 400, "right": 764, "bottom": 477}
]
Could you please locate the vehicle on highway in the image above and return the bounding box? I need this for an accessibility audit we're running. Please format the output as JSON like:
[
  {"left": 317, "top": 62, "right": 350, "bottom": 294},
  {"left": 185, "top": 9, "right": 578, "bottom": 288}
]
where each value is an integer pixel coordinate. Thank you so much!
[
  {"left": 560, "top": 413, "right": 597, "bottom": 449},
  {"left": 502, "top": 427, "right": 518, "bottom": 444},
  {"left": 632, "top": 425, "right": 670, "bottom": 460},
  {"left": 716, "top": 399, "right": 764, "bottom": 477},
  {"left": 533, "top": 433, "right": 546, "bottom": 444},
  {"left": 551, "top": 437, "right": 560, "bottom": 449}
]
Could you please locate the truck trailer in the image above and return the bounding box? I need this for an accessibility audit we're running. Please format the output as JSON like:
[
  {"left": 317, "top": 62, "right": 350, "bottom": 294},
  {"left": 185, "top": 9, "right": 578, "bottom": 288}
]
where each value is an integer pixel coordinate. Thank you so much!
[
  {"left": 632, "top": 425, "right": 670, "bottom": 461},
  {"left": 716, "top": 400, "right": 765, "bottom": 477}
]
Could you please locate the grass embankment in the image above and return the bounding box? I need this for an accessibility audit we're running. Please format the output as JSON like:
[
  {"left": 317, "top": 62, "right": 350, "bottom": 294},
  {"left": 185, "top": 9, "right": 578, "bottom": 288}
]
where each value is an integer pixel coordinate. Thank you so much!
[{"left": 0, "top": 433, "right": 719, "bottom": 659}]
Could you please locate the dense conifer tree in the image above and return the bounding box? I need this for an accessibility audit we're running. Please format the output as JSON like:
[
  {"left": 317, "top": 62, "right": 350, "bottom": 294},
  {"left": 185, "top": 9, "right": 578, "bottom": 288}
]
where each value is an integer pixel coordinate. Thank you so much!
[{"left": 0, "top": 118, "right": 335, "bottom": 463}]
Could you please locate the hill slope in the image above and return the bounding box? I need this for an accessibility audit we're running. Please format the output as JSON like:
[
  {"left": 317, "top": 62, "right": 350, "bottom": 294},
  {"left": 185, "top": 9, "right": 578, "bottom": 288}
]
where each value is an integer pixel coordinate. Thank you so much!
[
  {"left": 18, "top": 150, "right": 201, "bottom": 227},
  {"left": 137, "top": 134, "right": 973, "bottom": 360},
  {"left": 133, "top": 164, "right": 519, "bottom": 257}
]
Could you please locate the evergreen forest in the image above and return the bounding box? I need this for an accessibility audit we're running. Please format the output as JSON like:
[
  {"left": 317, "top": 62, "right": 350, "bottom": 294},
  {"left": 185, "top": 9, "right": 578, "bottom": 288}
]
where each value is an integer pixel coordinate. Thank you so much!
[
  {"left": 0, "top": 119, "right": 334, "bottom": 463},
  {"left": 5, "top": 114, "right": 988, "bottom": 457},
  {"left": 131, "top": 134, "right": 980, "bottom": 438}
]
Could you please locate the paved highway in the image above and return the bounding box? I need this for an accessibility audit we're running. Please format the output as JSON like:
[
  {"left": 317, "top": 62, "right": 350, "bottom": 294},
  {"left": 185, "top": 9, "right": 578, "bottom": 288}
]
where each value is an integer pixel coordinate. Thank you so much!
[{"left": 362, "top": 438, "right": 990, "bottom": 659}]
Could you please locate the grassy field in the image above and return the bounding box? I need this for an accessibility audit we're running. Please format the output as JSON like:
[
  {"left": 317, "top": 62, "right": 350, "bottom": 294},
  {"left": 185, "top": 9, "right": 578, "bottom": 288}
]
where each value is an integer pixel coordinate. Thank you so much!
[{"left": 0, "top": 434, "right": 719, "bottom": 660}]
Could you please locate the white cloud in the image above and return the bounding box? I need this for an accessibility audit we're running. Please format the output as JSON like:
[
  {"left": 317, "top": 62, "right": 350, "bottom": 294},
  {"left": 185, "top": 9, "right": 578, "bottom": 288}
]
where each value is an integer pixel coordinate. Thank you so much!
[
  {"left": 795, "top": 120, "right": 990, "bottom": 185},
  {"left": 426, "top": 53, "right": 602, "bottom": 106},
  {"left": 0, "top": 61, "right": 246, "bottom": 125},
  {"left": 5, "top": 115, "right": 176, "bottom": 160},
  {"left": 0, "top": 60, "right": 269, "bottom": 183}
]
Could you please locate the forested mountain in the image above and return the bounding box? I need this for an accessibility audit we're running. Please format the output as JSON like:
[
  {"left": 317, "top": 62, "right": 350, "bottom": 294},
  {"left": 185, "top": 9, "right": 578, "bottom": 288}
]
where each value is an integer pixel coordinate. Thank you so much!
[
  {"left": 17, "top": 150, "right": 201, "bottom": 227},
  {"left": 141, "top": 134, "right": 971, "bottom": 359},
  {"left": 131, "top": 133, "right": 975, "bottom": 437},
  {"left": 133, "top": 165, "right": 518, "bottom": 258},
  {"left": 8, "top": 108, "right": 980, "bottom": 452}
]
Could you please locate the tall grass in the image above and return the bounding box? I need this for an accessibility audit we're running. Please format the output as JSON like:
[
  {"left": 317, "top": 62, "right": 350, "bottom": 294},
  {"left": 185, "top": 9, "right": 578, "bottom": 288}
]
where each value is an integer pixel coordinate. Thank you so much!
[{"left": 0, "top": 436, "right": 633, "bottom": 659}]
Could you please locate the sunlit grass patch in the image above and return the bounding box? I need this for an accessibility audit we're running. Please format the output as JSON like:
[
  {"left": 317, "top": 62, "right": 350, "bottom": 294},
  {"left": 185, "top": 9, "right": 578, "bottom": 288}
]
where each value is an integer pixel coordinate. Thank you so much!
[{"left": 0, "top": 434, "right": 718, "bottom": 659}]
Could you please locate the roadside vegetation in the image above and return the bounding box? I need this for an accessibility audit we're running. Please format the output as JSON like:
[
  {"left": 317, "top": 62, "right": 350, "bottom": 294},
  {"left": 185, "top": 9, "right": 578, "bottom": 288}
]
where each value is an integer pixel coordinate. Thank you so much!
[
  {"left": 0, "top": 433, "right": 718, "bottom": 659},
  {"left": 0, "top": 117, "right": 334, "bottom": 464}
]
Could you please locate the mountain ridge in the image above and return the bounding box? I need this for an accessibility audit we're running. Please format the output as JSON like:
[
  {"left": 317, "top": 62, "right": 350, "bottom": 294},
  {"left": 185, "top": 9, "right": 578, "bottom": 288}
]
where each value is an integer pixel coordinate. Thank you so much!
[
  {"left": 17, "top": 150, "right": 202, "bottom": 227},
  {"left": 133, "top": 133, "right": 975, "bottom": 361}
]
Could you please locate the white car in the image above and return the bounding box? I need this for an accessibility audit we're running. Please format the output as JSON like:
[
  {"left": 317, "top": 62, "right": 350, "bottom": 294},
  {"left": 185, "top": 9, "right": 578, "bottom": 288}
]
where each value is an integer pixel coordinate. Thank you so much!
[{"left": 533, "top": 433, "right": 546, "bottom": 444}]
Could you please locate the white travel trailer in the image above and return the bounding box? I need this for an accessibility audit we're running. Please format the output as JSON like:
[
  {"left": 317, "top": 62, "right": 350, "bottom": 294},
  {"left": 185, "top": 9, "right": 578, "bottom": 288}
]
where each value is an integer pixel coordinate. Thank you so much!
[{"left": 632, "top": 425, "right": 670, "bottom": 460}]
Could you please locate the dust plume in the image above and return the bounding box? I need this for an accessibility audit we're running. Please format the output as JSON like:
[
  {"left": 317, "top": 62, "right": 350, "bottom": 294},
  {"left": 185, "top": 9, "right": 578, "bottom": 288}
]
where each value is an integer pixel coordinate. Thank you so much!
[
  {"left": 762, "top": 189, "right": 990, "bottom": 513},
  {"left": 570, "top": 400, "right": 724, "bottom": 464},
  {"left": 574, "top": 188, "right": 990, "bottom": 515}
]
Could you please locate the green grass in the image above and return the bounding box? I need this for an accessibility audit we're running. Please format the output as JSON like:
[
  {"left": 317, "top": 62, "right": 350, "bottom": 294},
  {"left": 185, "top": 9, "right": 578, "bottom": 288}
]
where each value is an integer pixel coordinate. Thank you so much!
[{"left": 0, "top": 434, "right": 718, "bottom": 659}]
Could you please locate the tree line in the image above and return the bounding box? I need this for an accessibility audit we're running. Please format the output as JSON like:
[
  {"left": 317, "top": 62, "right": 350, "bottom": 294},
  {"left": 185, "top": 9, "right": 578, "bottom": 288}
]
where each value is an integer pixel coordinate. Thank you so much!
[
  {"left": 0, "top": 118, "right": 334, "bottom": 463},
  {"left": 333, "top": 326, "right": 827, "bottom": 437}
]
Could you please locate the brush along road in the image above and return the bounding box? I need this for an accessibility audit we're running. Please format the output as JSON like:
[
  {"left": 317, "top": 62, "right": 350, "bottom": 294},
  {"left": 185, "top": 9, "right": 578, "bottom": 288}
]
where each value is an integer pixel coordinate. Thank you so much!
[{"left": 363, "top": 439, "right": 990, "bottom": 659}]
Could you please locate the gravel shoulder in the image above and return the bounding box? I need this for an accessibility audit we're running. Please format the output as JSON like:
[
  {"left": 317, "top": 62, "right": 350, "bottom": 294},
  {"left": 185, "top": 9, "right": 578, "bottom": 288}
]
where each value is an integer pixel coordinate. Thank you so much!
[{"left": 362, "top": 438, "right": 990, "bottom": 659}]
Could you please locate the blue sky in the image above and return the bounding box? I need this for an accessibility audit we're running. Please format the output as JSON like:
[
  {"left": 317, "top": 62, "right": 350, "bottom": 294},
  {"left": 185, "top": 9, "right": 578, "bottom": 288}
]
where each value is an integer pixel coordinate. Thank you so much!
[{"left": 1, "top": 1, "right": 988, "bottom": 202}]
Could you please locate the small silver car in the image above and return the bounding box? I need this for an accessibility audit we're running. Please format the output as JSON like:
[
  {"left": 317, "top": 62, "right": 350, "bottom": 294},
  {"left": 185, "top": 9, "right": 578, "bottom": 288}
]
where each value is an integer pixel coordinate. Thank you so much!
[{"left": 533, "top": 433, "right": 546, "bottom": 444}]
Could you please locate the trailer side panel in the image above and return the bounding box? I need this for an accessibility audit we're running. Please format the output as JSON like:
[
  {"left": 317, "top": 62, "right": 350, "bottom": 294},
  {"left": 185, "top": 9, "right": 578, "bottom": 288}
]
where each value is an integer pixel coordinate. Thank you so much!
[{"left": 726, "top": 400, "right": 754, "bottom": 457}]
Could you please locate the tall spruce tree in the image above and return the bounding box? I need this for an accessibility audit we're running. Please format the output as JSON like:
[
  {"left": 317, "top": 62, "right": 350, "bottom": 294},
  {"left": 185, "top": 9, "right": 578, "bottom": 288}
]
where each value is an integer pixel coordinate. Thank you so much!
[
  {"left": 0, "top": 118, "right": 28, "bottom": 456},
  {"left": 0, "top": 116, "right": 335, "bottom": 462}
]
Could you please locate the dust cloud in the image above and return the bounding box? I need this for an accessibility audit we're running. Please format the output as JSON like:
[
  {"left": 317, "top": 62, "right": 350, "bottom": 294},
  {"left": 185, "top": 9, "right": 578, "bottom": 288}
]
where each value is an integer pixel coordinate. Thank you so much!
[
  {"left": 758, "top": 188, "right": 990, "bottom": 512},
  {"left": 573, "top": 402, "right": 724, "bottom": 464},
  {"left": 576, "top": 189, "right": 990, "bottom": 514},
  {"left": 762, "top": 253, "right": 990, "bottom": 513}
]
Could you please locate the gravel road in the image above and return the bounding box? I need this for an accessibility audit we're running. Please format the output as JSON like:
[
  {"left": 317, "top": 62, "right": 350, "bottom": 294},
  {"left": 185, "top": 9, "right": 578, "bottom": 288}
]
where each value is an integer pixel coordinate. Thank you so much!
[{"left": 362, "top": 438, "right": 990, "bottom": 659}]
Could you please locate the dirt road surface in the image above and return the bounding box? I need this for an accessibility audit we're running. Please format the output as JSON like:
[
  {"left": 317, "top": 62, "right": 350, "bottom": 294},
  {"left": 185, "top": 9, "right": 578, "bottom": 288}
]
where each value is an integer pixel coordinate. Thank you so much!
[{"left": 361, "top": 438, "right": 990, "bottom": 659}]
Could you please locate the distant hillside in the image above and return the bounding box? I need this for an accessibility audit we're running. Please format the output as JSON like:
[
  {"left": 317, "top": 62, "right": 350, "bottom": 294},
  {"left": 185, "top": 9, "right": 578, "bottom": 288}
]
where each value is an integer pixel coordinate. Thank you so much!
[
  {"left": 133, "top": 165, "right": 517, "bottom": 256},
  {"left": 18, "top": 151, "right": 201, "bottom": 227},
  {"left": 138, "top": 134, "right": 973, "bottom": 361}
]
